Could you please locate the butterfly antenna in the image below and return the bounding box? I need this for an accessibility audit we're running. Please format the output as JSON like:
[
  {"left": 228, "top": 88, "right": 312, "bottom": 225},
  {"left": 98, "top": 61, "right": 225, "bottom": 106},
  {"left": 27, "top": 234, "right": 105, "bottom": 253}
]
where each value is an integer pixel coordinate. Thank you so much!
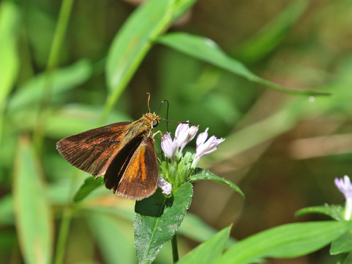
[
  {"left": 157, "top": 100, "right": 169, "bottom": 132},
  {"left": 146, "top": 92, "right": 151, "bottom": 113}
]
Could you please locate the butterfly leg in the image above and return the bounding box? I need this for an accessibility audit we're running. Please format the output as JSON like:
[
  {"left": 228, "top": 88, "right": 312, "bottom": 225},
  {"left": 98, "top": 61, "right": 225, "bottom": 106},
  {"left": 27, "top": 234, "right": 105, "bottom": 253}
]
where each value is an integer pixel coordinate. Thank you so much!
[{"left": 153, "top": 130, "right": 162, "bottom": 138}]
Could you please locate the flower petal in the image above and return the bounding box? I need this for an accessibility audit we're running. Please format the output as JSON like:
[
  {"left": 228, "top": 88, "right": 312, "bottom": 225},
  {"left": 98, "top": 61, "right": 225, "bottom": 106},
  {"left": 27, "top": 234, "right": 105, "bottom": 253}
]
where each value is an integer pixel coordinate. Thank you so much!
[
  {"left": 161, "top": 132, "right": 177, "bottom": 158},
  {"left": 196, "top": 128, "right": 209, "bottom": 146},
  {"left": 174, "top": 122, "right": 199, "bottom": 152},
  {"left": 335, "top": 175, "right": 352, "bottom": 199},
  {"left": 196, "top": 135, "right": 225, "bottom": 159}
]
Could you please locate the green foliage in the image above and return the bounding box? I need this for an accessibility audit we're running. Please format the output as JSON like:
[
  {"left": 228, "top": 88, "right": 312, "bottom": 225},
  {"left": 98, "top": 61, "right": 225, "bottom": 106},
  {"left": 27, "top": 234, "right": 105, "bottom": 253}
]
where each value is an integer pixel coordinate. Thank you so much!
[
  {"left": 189, "top": 168, "right": 244, "bottom": 198},
  {"left": 7, "top": 60, "right": 92, "bottom": 112},
  {"left": 177, "top": 225, "right": 232, "bottom": 264},
  {"left": 1, "top": 0, "right": 352, "bottom": 263},
  {"left": 0, "top": 1, "right": 19, "bottom": 106},
  {"left": 178, "top": 213, "right": 236, "bottom": 247},
  {"left": 158, "top": 32, "right": 329, "bottom": 96},
  {"left": 296, "top": 205, "right": 345, "bottom": 221},
  {"left": 215, "top": 221, "right": 352, "bottom": 264},
  {"left": 331, "top": 230, "right": 352, "bottom": 255},
  {"left": 73, "top": 176, "right": 104, "bottom": 202},
  {"left": 134, "top": 183, "right": 193, "bottom": 264},
  {"left": 13, "top": 137, "right": 53, "bottom": 264},
  {"left": 87, "top": 212, "right": 136, "bottom": 264},
  {"left": 233, "top": 0, "right": 309, "bottom": 63}
]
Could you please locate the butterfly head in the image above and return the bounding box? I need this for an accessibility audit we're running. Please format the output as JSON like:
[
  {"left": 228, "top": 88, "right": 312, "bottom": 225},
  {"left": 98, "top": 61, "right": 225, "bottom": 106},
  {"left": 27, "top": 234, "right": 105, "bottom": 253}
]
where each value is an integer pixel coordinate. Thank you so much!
[{"left": 144, "top": 112, "right": 161, "bottom": 129}]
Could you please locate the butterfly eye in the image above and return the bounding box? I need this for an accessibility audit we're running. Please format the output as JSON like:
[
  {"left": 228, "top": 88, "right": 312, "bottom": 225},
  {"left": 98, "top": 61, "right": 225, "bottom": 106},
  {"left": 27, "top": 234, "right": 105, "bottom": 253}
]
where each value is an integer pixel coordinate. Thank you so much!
[{"left": 152, "top": 119, "right": 159, "bottom": 128}]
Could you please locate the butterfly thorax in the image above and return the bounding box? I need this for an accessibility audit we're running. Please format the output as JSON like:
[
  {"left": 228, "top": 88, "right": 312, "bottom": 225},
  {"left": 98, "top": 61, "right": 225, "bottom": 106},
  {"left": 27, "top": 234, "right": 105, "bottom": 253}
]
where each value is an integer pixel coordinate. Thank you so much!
[{"left": 123, "top": 112, "right": 160, "bottom": 141}]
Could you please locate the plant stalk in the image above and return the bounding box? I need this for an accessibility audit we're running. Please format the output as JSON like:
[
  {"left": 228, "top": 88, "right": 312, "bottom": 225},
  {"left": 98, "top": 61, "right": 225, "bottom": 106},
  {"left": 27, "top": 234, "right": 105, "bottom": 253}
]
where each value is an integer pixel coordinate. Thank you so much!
[{"left": 171, "top": 234, "right": 179, "bottom": 263}]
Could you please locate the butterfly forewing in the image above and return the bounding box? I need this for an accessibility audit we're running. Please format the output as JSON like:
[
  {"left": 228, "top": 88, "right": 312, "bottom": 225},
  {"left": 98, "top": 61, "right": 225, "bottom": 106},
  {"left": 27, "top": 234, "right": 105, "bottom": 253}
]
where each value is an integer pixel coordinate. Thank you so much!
[
  {"left": 105, "top": 137, "right": 158, "bottom": 200},
  {"left": 56, "top": 122, "right": 131, "bottom": 176}
]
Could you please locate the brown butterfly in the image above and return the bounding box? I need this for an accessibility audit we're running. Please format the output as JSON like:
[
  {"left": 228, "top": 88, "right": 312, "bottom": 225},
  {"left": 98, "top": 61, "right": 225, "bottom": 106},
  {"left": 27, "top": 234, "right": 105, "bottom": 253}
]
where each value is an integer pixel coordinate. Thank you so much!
[{"left": 56, "top": 103, "right": 161, "bottom": 200}]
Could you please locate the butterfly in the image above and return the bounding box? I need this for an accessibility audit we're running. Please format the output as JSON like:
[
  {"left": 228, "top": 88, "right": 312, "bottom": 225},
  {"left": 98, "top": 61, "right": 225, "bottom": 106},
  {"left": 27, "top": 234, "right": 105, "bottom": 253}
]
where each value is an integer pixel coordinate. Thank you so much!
[{"left": 56, "top": 111, "right": 161, "bottom": 200}]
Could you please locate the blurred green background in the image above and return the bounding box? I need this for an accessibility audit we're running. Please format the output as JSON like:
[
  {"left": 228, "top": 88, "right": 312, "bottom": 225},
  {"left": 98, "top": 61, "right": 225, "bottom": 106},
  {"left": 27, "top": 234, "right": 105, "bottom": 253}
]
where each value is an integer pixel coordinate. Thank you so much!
[{"left": 1, "top": 0, "right": 352, "bottom": 263}]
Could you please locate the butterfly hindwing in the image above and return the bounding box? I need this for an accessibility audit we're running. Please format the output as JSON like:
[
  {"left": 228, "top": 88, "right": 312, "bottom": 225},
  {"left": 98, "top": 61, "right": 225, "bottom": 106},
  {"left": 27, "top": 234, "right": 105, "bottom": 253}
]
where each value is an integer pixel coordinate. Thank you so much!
[{"left": 104, "top": 137, "right": 158, "bottom": 200}]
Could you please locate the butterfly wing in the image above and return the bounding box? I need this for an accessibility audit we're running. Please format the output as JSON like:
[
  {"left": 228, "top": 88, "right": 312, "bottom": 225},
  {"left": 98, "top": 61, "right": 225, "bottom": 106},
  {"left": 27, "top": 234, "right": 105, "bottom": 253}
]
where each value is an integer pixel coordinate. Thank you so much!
[
  {"left": 56, "top": 122, "right": 131, "bottom": 176},
  {"left": 104, "top": 137, "right": 158, "bottom": 200}
]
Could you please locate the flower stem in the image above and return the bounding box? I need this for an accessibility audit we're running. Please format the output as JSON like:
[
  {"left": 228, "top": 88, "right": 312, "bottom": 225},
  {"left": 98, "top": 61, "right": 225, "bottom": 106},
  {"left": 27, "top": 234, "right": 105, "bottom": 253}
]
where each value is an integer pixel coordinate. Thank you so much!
[{"left": 171, "top": 234, "right": 179, "bottom": 263}]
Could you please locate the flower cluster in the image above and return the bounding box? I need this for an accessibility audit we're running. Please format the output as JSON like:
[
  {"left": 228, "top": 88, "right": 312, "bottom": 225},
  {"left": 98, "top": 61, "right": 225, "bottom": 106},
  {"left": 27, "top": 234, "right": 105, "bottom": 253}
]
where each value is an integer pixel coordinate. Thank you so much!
[
  {"left": 335, "top": 175, "right": 352, "bottom": 220},
  {"left": 158, "top": 122, "right": 224, "bottom": 195}
]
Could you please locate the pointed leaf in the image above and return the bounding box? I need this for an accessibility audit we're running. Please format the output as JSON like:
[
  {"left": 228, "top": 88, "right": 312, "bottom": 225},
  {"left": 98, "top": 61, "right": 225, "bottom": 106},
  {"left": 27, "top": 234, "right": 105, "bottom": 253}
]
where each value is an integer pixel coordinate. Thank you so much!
[
  {"left": 189, "top": 169, "right": 244, "bottom": 198},
  {"left": 13, "top": 136, "right": 53, "bottom": 264},
  {"left": 73, "top": 176, "right": 104, "bottom": 202},
  {"left": 215, "top": 221, "right": 352, "bottom": 264},
  {"left": 177, "top": 225, "right": 232, "bottom": 264},
  {"left": 295, "top": 205, "right": 344, "bottom": 221},
  {"left": 157, "top": 32, "right": 330, "bottom": 96},
  {"left": 134, "top": 182, "right": 193, "bottom": 264},
  {"left": 331, "top": 229, "right": 352, "bottom": 255}
]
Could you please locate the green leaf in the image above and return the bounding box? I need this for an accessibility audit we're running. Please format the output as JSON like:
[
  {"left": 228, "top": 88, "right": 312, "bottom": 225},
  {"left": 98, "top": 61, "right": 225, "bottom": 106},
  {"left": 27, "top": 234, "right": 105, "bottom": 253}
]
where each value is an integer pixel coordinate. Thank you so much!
[
  {"left": 171, "top": 0, "right": 197, "bottom": 21},
  {"left": 135, "top": 187, "right": 169, "bottom": 217},
  {"left": 189, "top": 169, "right": 244, "bottom": 198},
  {"left": 342, "top": 252, "right": 352, "bottom": 264},
  {"left": 157, "top": 32, "right": 330, "bottom": 96},
  {"left": 295, "top": 205, "right": 345, "bottom": 221},
  {"left": 0, "top": 1, "right": 20, "bottom": 105},
  {"left": 103, "top": 0, "right": 197, "bottom": 120},
  {"left": 8, "top": 59, "right": 92, "bottom": 112},
  {"left": 104, "top": 0, "right": 173, "bottom": 119},
  {"left": 215, "top": 221, "right": 352, "bottom": 264},
  {"left": 73, "top": 176, "right": 104, "bottom": 202},
  {"left": 177, "top": 225, "right": 232, "bottom": 264},
  {"left": 134, "top": 182, "right": 193, "bottom": 264},
  {"left": 331, "top": 229, "right": 352, "bottom": 255},
  {"left": 86, "top": 211, "right": 136, "bottom": 264},
  {"left": 13, "top": 136, "right": 53, "bottom": 264}
]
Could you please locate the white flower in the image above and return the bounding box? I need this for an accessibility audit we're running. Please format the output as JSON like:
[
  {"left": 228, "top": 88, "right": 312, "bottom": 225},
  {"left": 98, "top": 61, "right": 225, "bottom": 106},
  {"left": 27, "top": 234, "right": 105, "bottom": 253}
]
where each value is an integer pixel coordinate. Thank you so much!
[
  {"left": 161, "top": 132, "right": 177, "bottom": 159},
  {"left": 335, "top": 176, "right": 352, "bottom": 199},
  {"left": 175, "top": 122, "right": 198, "bottom": 152},
  {"left": 195, "top": 128, "right": 225, "bottom": 159},
  {"left": 158, "top": 176, "right": 172, "bottom": 195},
  {"left": 335, "top": 175, "right": 352, "bottom": 220}
]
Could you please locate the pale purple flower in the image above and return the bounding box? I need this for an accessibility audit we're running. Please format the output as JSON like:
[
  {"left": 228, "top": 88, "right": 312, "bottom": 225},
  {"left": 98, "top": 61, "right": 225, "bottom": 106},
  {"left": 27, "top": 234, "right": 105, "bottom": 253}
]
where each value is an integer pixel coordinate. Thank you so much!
[
  {"left": 335, "top": 175, "right": 352, "bottom": 220},
  {"left": 335, "top": 176, "right": 352, "bottom": 199},
  {"left": 161, "top": 132, "right": 177, "bottom": 159},
  {"left": 175, "top": 122, "right": 199, "bottom": 152},
  {"left": 158, "top": 176, "right": 172, "bottom": 195},
  {"left": 195, "top": 128, "right": 225, "bottom": 159}
]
